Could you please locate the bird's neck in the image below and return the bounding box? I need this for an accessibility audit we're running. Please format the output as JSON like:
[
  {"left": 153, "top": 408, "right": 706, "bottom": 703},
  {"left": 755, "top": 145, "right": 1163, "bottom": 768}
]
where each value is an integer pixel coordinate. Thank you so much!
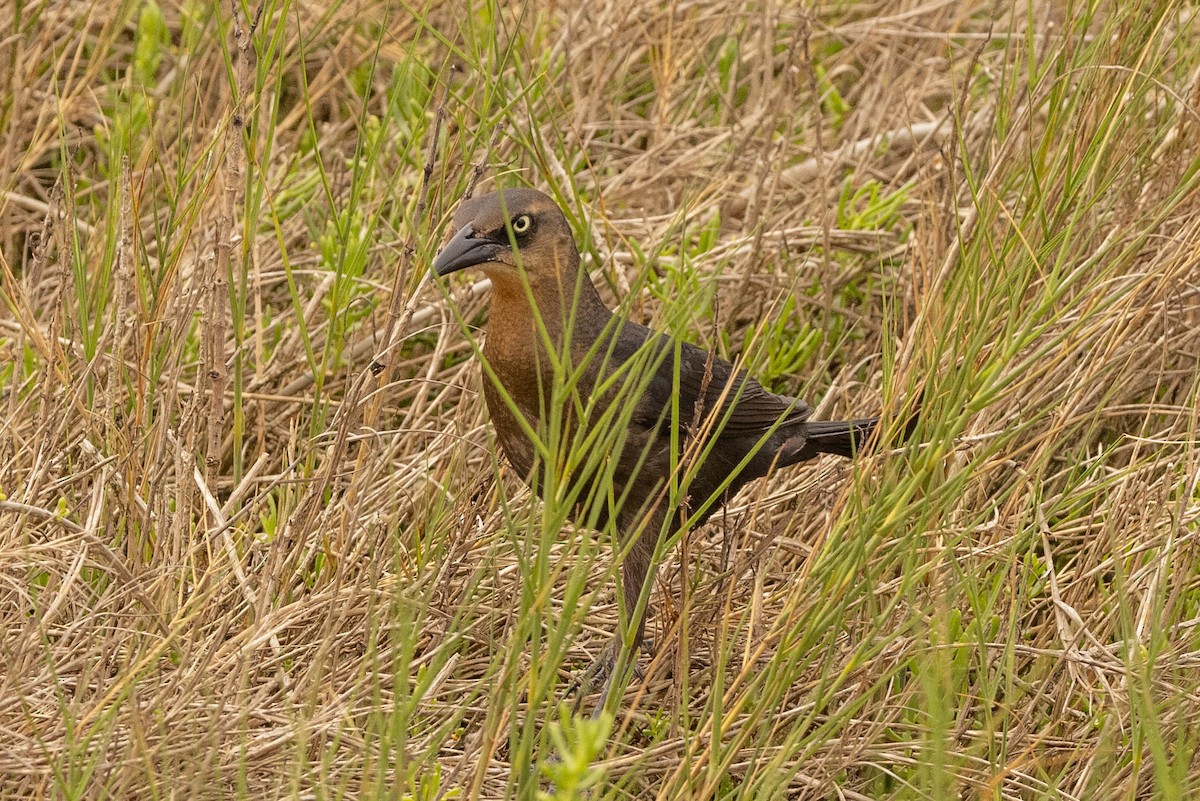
[
  {"left": 481, "top": 265, "right": 613, "bottom": 416},
  {"left": 485, "top": 267, "right": 611, "bottom": 351}
]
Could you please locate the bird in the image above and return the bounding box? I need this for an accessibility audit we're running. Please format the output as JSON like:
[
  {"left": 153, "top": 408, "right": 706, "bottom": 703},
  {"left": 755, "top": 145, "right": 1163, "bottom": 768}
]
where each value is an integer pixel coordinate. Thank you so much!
[{"left": 433, "top": 187, "right": 885, "bottom": 711}]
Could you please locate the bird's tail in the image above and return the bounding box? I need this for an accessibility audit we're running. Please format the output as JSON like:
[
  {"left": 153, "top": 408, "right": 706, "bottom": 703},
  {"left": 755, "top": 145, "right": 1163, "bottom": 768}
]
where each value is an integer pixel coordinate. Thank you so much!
[{"left": 780, "top": 417, "right": 879, "bottom": 464}]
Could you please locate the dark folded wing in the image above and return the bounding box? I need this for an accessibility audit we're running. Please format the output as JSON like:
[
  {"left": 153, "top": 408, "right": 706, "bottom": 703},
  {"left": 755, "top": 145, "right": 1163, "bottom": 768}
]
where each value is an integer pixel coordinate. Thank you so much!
[{"left": 602, "top": 319, "right": 812, "bottom": 440}]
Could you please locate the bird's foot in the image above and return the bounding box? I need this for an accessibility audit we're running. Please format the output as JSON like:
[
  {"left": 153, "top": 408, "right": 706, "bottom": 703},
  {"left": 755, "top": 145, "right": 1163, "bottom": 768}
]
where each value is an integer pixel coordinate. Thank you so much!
[{"left": 568, "top": 638, "right": 652, "bottom": 717}]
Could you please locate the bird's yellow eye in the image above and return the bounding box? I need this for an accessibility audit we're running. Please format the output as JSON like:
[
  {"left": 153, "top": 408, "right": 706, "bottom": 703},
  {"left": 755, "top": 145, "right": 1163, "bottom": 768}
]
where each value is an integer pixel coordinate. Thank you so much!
[{"left": 511, "top": 214, "right": 532, "bottom": 234}]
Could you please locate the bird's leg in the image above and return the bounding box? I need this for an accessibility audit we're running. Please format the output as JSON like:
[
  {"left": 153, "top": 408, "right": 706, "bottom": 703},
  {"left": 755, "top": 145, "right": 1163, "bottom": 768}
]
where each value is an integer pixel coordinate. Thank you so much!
[{"left": 571, "top": 531, "right": 657, "bottom": 716}]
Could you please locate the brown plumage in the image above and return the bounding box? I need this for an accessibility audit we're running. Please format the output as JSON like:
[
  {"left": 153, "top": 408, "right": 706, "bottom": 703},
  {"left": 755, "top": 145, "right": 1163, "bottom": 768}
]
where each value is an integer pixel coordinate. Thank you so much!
[{"left": 434, "top": 188, "right": 881, "bottom": 709}]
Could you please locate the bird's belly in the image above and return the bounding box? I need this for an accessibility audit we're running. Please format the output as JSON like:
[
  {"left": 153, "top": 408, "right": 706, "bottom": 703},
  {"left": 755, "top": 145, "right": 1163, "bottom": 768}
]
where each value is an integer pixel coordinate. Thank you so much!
[
  {"left": 481, "top": 380, "right": 540, "bottom": 480},
  {"left": 480, "top": 376, "right": 669, "bottom": 524}
]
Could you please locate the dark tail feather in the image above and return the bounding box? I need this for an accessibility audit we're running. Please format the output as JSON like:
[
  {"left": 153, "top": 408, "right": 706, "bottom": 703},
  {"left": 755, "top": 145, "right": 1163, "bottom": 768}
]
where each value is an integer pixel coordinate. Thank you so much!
[{"left": 780, "top": 417, "right": 879, "bottom": 464}]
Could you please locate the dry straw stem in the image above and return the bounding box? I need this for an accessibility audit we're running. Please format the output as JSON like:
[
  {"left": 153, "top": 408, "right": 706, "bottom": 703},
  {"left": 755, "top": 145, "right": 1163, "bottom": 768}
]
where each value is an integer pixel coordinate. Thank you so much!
[{"left": 1, "top": 0, "right": 1199, "bottom": 799}]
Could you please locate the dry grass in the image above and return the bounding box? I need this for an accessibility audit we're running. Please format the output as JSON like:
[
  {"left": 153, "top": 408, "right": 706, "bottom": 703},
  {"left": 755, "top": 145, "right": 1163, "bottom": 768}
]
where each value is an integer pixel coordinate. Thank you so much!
[{"left": 2, "top": 0, "right": 1199, "bottom": 798}]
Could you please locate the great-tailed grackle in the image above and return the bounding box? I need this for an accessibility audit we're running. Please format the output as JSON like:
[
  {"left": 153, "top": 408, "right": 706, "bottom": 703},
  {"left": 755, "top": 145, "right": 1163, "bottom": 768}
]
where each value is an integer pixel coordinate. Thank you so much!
[{"left": 434, "top": 188, "right": 882, "bottom": 710}]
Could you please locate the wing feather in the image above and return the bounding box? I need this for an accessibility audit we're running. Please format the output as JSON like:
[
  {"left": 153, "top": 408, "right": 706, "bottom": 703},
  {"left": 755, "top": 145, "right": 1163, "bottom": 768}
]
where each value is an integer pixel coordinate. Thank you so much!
[{"left": 599, "top": 320, "right": 811, "bottom": 440}]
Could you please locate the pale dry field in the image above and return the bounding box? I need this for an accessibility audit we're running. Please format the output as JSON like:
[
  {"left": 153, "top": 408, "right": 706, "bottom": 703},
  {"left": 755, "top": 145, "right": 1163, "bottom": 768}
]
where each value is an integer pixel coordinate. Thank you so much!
[{"left": 1, "top": 1, "right": 1199, "bottom": 799}]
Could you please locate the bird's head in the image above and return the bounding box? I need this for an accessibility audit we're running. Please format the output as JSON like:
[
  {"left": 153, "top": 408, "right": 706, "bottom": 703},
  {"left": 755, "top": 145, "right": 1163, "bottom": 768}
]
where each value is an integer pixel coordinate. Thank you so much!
[{"left": 433, "top": 188, "right": 580, "bottom": 286}]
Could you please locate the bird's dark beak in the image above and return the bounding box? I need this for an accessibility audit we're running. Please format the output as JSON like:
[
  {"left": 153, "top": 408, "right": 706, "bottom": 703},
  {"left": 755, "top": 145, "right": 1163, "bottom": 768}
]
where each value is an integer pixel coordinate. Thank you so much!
[{"left": 433, "top": 225, "right": 503, "bottom": 276}]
